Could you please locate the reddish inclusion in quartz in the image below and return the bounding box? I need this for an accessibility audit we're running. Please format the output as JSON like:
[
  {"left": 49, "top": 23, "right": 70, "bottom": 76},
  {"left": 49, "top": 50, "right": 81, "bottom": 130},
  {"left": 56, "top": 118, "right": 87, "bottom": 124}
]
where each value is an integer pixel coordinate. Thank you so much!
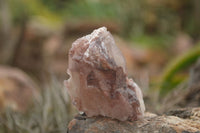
[{"left": 65, "top": 27, "right": 145, "bottom": 121}]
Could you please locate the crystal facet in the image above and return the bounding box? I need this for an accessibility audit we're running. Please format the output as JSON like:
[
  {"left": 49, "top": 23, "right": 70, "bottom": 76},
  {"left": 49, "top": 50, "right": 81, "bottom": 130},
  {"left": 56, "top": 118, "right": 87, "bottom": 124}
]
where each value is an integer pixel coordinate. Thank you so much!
[{"left": 65, "top": 27, "right": 145, "bottom": 121}]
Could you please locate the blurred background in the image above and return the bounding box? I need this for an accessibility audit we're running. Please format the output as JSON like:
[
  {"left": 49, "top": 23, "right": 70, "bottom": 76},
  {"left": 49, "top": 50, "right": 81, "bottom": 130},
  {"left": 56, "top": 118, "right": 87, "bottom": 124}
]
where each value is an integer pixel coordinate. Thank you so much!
[{"left": 0, "top": 0, "right": 200, "bottom": 132}]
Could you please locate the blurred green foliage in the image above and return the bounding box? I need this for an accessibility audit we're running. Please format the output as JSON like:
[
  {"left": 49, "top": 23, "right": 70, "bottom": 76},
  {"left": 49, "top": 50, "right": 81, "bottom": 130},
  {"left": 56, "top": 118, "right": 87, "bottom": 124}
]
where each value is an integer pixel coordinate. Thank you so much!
[
  {"left": 65, "top": 0, "right": 119, "bottom": 20},
  {"left": 7, "top": 0, "right": 200, "bottom": 42},
  {"left": 131, "top": 34, "right": 173, "bottom": 49},
  {"left": 160, "top": 44, "right": 200, "bottom": 96},
  {"left": 40, "top": 0, "right": 70, "bottom": 13},
  {"left": 9, "top": 0, "right": 62, "bottom": 27}
]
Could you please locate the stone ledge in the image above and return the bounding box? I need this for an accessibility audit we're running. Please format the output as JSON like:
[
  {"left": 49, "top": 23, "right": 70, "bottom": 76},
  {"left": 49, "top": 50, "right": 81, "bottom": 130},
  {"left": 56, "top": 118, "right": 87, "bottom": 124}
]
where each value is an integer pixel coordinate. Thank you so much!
[{"left": 67, "top": 108, "right": 200, "bottom": 133}]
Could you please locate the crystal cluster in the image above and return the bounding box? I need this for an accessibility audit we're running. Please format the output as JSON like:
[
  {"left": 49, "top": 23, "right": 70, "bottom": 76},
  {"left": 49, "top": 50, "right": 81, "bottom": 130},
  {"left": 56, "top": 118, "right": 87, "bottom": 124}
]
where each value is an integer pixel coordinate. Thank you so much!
[{"left": 65, "top": 27, "right": 145, "bottom": 121}]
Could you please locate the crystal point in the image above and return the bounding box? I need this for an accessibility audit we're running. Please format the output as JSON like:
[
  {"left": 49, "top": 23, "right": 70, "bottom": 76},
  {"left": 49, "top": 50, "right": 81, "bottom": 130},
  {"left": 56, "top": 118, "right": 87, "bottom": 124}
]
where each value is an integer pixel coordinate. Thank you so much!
[{"left": 65, "top": 27, "right": 145, "bottom": 121}]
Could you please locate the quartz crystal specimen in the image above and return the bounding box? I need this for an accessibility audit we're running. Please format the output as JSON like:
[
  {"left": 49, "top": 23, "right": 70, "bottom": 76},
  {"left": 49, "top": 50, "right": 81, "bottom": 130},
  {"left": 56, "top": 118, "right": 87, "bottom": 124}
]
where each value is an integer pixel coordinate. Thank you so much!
[{"left": 65, "top": 27, "right": 145, "bottom": 121}]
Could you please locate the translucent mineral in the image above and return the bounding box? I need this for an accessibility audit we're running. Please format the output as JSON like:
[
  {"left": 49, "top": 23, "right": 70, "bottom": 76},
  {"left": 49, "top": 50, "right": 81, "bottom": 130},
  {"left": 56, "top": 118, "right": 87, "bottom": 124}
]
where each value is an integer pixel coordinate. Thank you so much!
[{"left": 65, "top": 27, "right": 145, "bottom": 121}]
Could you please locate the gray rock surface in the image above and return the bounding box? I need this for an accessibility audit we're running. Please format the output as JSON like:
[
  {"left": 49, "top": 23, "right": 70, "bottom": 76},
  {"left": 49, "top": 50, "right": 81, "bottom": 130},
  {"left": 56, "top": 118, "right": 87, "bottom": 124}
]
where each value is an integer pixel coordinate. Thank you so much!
[{"left": 67, "top": 108, "right": 200, "bottom": 133}]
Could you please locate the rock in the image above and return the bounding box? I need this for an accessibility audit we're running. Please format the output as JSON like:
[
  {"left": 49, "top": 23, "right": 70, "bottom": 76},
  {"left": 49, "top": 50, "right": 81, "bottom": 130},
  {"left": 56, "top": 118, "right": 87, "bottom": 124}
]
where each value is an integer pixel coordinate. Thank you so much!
[
  {"left": 166, "top": 108, "right": 200, "bottom": 120},
  {"left": 65, "top": 27, "right": 145, "bottom": 121},
  {"left": 0, "top": 65, "right": 38, "bottom": 111},
  {"left": 67, "top": 107, "right": 200, "bottom": 133}
]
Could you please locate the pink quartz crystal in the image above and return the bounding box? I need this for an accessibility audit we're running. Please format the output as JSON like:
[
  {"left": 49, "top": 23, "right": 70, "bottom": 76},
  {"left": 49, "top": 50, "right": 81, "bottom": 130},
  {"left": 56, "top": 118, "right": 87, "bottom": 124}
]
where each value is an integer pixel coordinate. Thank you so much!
[{"left": 65, "top": 27, "right": 145, "bottom": 121}]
